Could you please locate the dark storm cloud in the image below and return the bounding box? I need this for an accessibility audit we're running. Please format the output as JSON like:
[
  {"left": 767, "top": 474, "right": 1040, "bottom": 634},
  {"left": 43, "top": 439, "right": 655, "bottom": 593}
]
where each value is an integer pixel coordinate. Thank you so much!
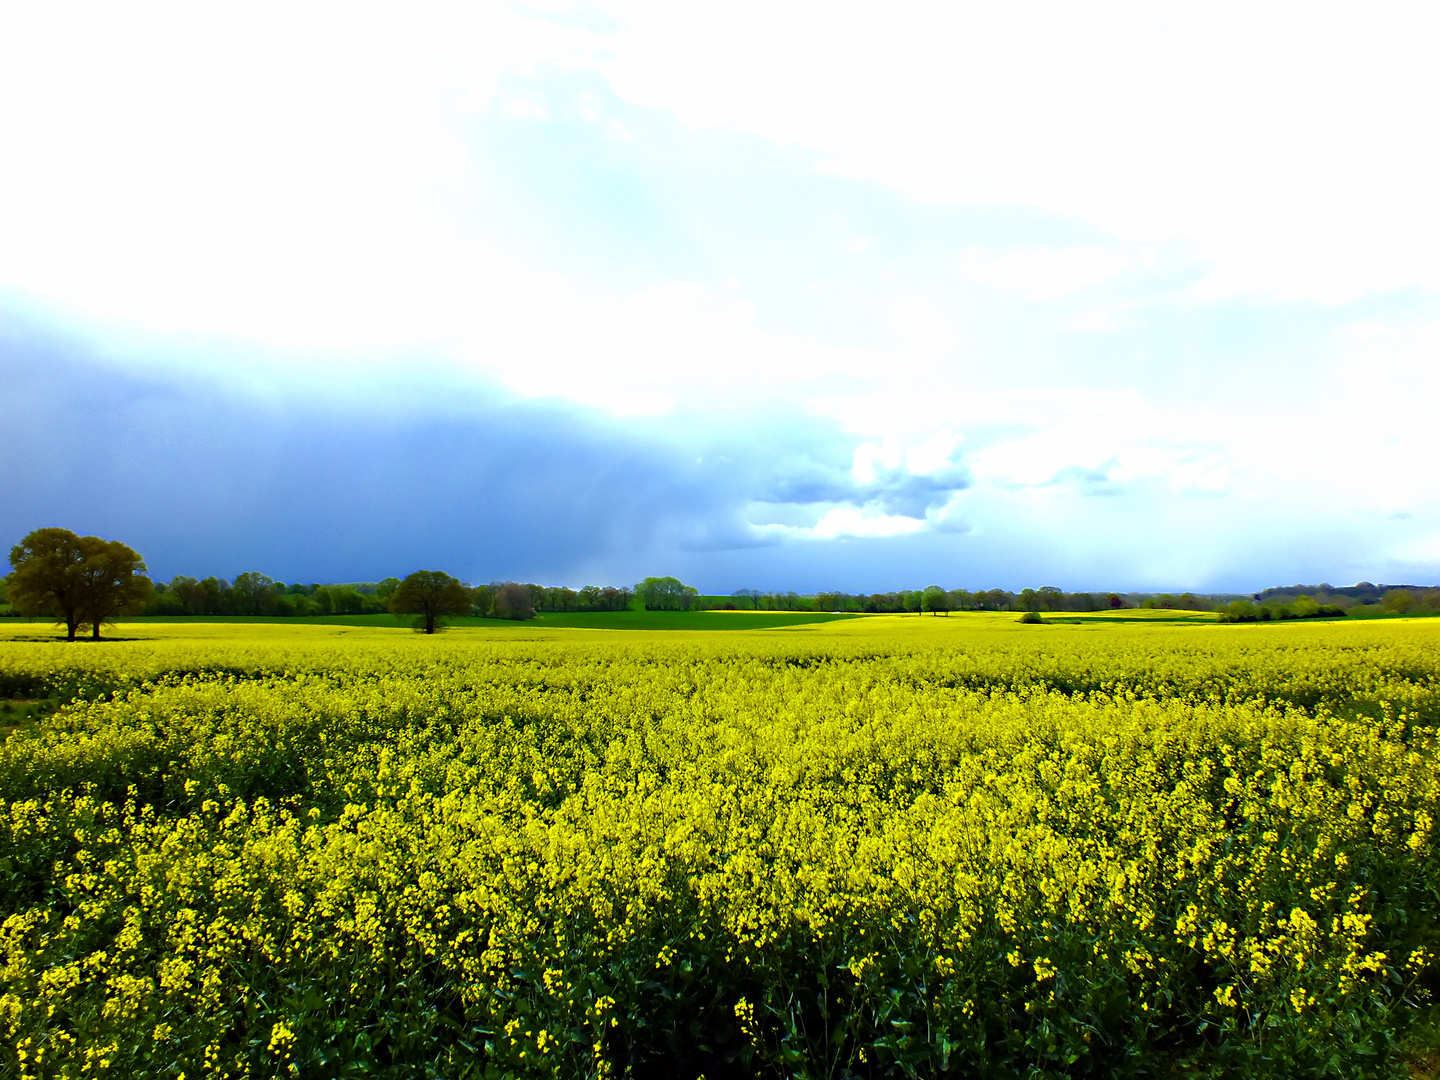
[
  {"left": 760, "top": 455, "right": 969, "bottom": 517},
  {"left": 0, "top": 350, "right": 677, "bottom": 581},
  {"left": 865, "top": 467, "right": 971, "bottom": 517},
  {"left": 7, "top": 322, "right": 1375, "bottom": 595},
  {"left": 4, "top": 325, "right": 946, "bottom": 584}
]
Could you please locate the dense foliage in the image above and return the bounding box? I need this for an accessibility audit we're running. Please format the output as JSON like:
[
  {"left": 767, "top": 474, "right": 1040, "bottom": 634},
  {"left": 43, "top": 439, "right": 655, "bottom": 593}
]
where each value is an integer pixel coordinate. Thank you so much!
[
  {"left": 6, "top": 529, "right": 151, "bottom": 641},
  {"left": 388, "top": 571, "right": 473, "bottom": 634},
  {"left": 1217, "top": 597, "right": 1349, "bottom": 623},
  {"left": 2, "top": 617, "right": 1439, "bottom": 1078}
]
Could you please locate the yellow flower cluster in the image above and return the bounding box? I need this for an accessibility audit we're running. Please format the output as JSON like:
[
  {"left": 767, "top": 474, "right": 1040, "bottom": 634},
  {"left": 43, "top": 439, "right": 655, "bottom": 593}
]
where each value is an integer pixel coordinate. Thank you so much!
[{"left": 0, "top": 616, "right": 1437, "bottom": 1077}]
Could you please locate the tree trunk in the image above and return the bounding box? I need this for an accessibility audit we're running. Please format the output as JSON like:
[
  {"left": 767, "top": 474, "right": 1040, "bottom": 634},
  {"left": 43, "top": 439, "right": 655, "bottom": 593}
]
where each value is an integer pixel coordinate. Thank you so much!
[
  {"left": 66, "top": 618, "right": 77, "bottom": 641},
  {"left": 425, "top": 610, "right": 436, "bottom": 634},
  {"left": 92, "top": 619, "right": 102, "bottom": 640}
]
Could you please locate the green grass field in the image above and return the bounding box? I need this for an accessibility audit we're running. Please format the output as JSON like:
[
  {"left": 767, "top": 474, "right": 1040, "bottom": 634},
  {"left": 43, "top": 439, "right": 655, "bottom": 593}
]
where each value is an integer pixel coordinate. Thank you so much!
[
  {"left": 468, "top": 609, "right": 856, "bottom": 630},
  {"left": 93, "top": 609, "right": 857, "bottom": 631}
]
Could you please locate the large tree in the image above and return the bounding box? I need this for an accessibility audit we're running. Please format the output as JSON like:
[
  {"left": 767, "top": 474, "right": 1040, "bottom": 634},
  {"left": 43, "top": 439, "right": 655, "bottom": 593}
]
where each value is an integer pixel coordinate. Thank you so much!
[
  {"left": 7, "top": 528, "right": 89, "bottom": 640},
  {"left": 389, "top": 570, "right": 472, "bottom": 633},
  {"left": 7, "top": 527, "right": 150, "bottom": 641},
  {"left": 76, "top": 537, "right": 151, "bottom": 639}
]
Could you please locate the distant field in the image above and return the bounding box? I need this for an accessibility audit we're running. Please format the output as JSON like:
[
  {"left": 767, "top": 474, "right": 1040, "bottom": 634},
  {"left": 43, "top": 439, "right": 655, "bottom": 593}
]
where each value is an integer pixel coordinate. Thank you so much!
[
  {"left": 102, "top": 609, "right": 856, "bottom": 631},
  {"left": 1040, "top": 608, "right": 1220, "bottom": 624},
  {"left": 510, "top": 609, "right": 854, "bottom": 630}
]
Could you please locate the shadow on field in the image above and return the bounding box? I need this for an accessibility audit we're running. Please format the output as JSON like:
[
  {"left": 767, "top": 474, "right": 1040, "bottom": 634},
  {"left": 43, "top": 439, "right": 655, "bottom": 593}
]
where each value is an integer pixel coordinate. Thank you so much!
[
  {"left": 6, "top": 635, "right": 155, "bottom": 643},
  {"left": 1, "top": 698, "right": 59, "bottom": 736}
]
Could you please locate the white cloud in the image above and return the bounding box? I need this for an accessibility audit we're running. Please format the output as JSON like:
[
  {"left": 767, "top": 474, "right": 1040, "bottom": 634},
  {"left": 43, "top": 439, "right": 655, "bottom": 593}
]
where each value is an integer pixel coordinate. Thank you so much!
[
  {"left": 955, "top": 248, "right": 1134, "bottom": 300},
  {"left": 452, "top": 279, "right": 884, "bottom": 416},
  {"left": 847, "top": 431, "right": 961, "bottom": 487},
  {"left": 594, "top": 0, "right": 1440, "bottom": 304},
  {"left": 754, "top": 506, "right": 928, "bottom": 542},
  {"left": 813, "top": 507, "right": 926, "bottom": 539},
  {"left": 500, "top": 94, "right": 553, "bottom": 120},
  {"left": 851, "top": 439, "right": 902, "bottom": 485},
  {"left": 905, "top": 431, "right": 962, "bottom": 476}
]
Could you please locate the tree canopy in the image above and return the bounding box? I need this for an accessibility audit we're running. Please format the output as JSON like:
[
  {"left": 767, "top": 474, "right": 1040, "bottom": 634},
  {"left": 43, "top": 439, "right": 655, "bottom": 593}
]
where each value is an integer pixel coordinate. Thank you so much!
[
  {"left": 388, "top": 570, "right": 472, "bottom": 634},
  {"left": 491, "top": 582, "right": 535, "bottom": 621},
  {"left": 635, "top": 576, "right": 699, "bottom": 611},
  {"left": 7, "top": 527, "right": 151, "bottom": 640},
  {"left": 231, "top": 572, "right": 279, "bottom": 616}
]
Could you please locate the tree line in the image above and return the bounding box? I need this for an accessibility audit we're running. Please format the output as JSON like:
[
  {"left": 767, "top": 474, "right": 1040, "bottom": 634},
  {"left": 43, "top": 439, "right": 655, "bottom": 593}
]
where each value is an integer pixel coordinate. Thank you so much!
[
  {"left": 1215, "top": 587, "right": 1439, "bottom": 622},
  {"left": 1253, "top": 581, "right": 1440, "bottom": 616},
  {"left": 8, "top": 527, "right": 1432, "bottom": 639},
  {"left": 1, "top": 531, "right": 695, "bottom": 637},
  {"left": 2, "top": 529, "right": 539, "bottom": 638},
  {"left": 718, "top": 586, "right": 1190, "bottom": 614}
]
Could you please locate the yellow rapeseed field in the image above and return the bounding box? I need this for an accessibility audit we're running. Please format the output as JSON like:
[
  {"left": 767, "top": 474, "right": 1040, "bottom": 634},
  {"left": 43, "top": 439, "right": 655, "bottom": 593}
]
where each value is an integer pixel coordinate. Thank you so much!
[{"left": 2, "top": 615, "right": 1438, "bottom": 1078}]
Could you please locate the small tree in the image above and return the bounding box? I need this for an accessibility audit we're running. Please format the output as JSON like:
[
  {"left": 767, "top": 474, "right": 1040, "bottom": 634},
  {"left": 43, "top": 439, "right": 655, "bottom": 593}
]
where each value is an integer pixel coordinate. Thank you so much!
[
  {"left": 493, "top": 582, "right": 535, "bottom": 621},
  {"left": 389, "top": 570, "right": 473, "bottom": 633}
]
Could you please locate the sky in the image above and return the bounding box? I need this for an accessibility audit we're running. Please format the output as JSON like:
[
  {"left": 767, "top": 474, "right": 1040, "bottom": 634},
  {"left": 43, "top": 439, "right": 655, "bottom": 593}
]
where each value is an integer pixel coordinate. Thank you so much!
[{"left": 3, "top": 1, "right": 1439, "bottom": 593}]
